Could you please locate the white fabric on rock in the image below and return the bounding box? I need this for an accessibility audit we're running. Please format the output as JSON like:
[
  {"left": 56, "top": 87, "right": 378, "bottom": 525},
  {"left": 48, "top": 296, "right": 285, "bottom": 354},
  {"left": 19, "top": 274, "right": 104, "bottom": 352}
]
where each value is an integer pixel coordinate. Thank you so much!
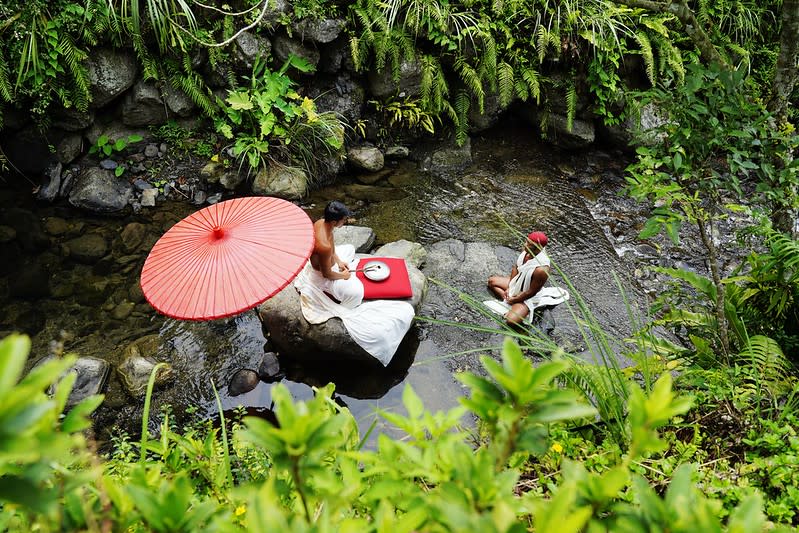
[
  {"left": 294, "top": 243, "right": 415, "bottom": 366},
  {"left": 483, "top": 287, "right": 570, "bottom": 323}
]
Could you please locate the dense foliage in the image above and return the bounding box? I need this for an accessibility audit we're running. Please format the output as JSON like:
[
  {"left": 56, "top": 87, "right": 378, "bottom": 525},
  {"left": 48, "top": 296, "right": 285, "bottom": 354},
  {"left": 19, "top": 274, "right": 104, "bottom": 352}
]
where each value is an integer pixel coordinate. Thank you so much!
[
  {"left": 2, "top": 333, "right": 789, "bottom": 531},
  {"left": 1, "top": 0, "right": 798, "bottom": 529}
]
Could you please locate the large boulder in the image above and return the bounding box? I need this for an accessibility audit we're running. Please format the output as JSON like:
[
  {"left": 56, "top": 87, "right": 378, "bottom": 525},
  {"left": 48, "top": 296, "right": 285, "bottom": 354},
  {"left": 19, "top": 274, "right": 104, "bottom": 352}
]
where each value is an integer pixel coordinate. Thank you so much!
[
  {"left": 122, "top": 80, "right": 167, "bottom": 127},
  {"left": 86, "top": 49, "right": 138, "bottom": 108},
  {"left": 368, "top": 58, "right": 422, "bottom": 99},
  {"left": 272, "top": 34, "right": 320, "bottom": 69},
  {"left": 251, "top": 164, "right": 308, "bottom": 199},
  {"left": 542, "top": 114, "right": 595, "bottom": 150},
  {"left": 233, "top": 31, "right": 272, "bottom": 72},
  {"left": 334, "top": 225, "right": 375, "bottom": 253},
  {"left": 257, "top": 253, "right": 426, "bottom": 365},
  {"left": 347, "top": 146, "right": 384, "bottom": 172},
  {"left": 292, "top": 18, "right": 345, "bottom": 43},
  {"left": 68, "top": 167, "right": 133, "bottom": 213},
  {"left": 117, "top": 335, "right": 174, "bottom": 398}
]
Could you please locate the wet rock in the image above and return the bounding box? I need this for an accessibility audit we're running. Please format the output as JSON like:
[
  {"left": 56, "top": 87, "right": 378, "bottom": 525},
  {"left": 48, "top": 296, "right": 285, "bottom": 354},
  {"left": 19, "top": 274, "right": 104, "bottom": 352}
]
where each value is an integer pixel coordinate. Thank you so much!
[
  {"left": 75, "top": 275, "right": 113, "bottom": 306},
  {"left": 51, "top": 107, "right": 95, "bottom": 132},
  {"left": 258, "top": 351, "right": 283, "bottom": 382},
  {"left": 192, "top": 190, "right": 207, "bottom": 205},
  {"left": 128, "top": 282, "right": 144, "bottom": 303},
  {"left": 9, "top": 261, "right": 51, "bottom": 300},
  {"left": 0, "top": 208, "right": 49, "bottom": 251},
  {"left": 122, "top": 80, "right": 167, "bottom": 127},
  {"left": 86, "top": 48, "right": 138, "bottom": 108},
  {"left": 251, "top": 165, "right": 307, "bottom": 199},
  {"left": 68, "top": 167, "right": 133, "bottom": 214},
  {"left": 228, "top": 369, "right": 260, "bottom": 396},
  {"left": 111, "top": 301, "right": 135, "bottom": 320},
  {"left": 368, "top": 58, "right": 422, "bottom": 99},
  {"left": 543, "top": 114, "right": 595, "bottom": 150},
  {"left": 334, "top": 225, "right": 375, "bottom": 253},
  {"left": 37, "top": 162, "right": 62, "bottom": 202},
  {"left": 255, "top": 0, "right": 290, "bottom": 27},
  {"left": 292, "top": 18, "right": 345, "bottom": 43},
  {"left": 468, "top": 92, "right": 508, "bottom": 132},
  {"left": 353, "top": 168, "right": 390, "bottom": 185},
  {"left": 99, "top": 159, "right": 118, "bottom": 170},
  {"left": 374, "top": 240, "right": 427, "bottom": 268},
  {"left": 144, "top": 144, "right": 159, "bottom": 158},
  {"left": 0, "top": 225, "right": 16, "bottom": 242},
  {"left": 56, "top": 134, "right": 83, "bottom": 165},
  {"left": 140, "top": 188, "right": 157, "bottom": 207},
  {"left": 308, "top": 73, "right": 365, "bottom": 123},
  {"left": 118, "top": 335, "right": 174, "bottom": 397},
  {"left": 44, "top": 217, "right": 69, "bottom": 237},
  {"left": 257, "top": 257, "right": 426, "bottom": 365},
  {"left": 233, "top": 31, "right": 272, "bottom": 72},
  {"left": 200, "top": 161, "right": 226, "bottom": 184},
  {"left": 49, "top": 277, "right": 74, "bottom": 299},
  {"left": 272, "top": 34, "right": 320, "bottom": 68},
  {"left": 163, "top": 85, "right": 195, "bottom": 117},
  {"left": 385, "top": 146, "right": 409, "bottom": 159},
  {"left": 65, "top": 233, "right": 108, "bottom": 264},
  {"left": 35, "top": 355, "right": 110, "bottom": 407},
  {"left": 348, "top": 146, "right": 384, "bottom": 172},
  {"left": 424, "top": 137, "right": 472, "bottom": 176},
  {"left": 220, "top": 171, "right": 246, "bottom": 191},
  {"left": 341, "top": 183, "right": 406, "bottom": 203},
  {"left": 85, "top": 122, "right": 149, "bottom": 148},
  {"left": 120, "top": 222, "right": 147, "bottom": 252}
]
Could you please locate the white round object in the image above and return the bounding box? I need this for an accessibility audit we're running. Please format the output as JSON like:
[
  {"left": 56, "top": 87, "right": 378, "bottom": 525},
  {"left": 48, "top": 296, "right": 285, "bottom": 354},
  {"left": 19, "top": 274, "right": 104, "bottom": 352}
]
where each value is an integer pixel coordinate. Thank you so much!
[{"left": 363, "top": 260, "right": 390, "bottom": 281}]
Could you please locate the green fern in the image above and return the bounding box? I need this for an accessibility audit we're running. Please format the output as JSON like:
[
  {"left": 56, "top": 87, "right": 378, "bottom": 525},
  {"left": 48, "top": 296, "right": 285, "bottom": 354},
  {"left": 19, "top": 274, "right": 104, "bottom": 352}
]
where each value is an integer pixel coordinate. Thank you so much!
[
  {"left": 497, "top": 62, "right": 515, "bottom": 108},
  {"left": 536, "top": 25, "right": 551, "bottom": 63},
  {"left": 566, "top": 81, "right": 577, "bottom": 132},
  {"left": 514, "top": 77, "right": 529, "bottom": 101},
  {"left": 59, "top": 34, "right": 91, "bottom": 112},
  {"left": 454, "top": 90, "right": 470, "bottom": 146},
  {"left": 0, "top": 49, "right": 11, "bottom": 103},
  {"left": 455, "top": 57, "right": 484, "bottom": 114},
  {"left": 521, "top": 67, "right": 541, "bottom": 104},
  {"left": 167, "top": 68, "right": 218, "bottom": 118},
  {"left": 737, "top": 335, "right": 794, "bottom": 395},
  {"left": 635, "top": 31, "right": 655, "bottom": 85}
]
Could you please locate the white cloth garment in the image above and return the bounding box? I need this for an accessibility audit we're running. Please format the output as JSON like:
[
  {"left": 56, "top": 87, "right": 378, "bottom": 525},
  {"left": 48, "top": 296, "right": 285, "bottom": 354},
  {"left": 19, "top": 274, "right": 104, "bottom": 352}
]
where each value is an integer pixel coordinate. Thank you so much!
[
  {"left": 483, "top": 248, "right": 570, "bottom": 323},
  {"left": 294, "top": 244, "right": 415, "bottom": 366}
]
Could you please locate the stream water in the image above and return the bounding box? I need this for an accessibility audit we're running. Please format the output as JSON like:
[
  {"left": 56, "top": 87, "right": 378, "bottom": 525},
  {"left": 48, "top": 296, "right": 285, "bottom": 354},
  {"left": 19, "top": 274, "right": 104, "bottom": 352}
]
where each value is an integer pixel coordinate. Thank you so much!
[{"left": 1, "top": 121, "right": 657, "bottom": 445}]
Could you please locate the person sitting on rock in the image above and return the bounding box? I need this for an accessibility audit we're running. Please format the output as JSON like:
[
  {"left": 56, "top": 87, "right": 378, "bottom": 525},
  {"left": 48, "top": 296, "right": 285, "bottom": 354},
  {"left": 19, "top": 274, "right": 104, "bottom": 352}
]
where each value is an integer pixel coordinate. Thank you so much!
[
  {"left": 487, "top": 231, "right": 552, "bottom": 325},
  {"left": 307, "top": 200, "right": 364, "bottom": 308}
]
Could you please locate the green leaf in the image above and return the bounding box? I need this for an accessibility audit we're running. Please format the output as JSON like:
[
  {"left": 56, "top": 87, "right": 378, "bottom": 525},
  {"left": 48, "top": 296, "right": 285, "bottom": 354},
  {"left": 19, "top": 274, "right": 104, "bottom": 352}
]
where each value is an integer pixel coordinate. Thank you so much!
[
  {"left": 226, "top": 91, "right": 253, "bottom": 110},
  {"left": 61, "top": 394, "right": 104, "bottom": 433},
  {"left": 0, "top": 334, "right": 30, "bottom": 397}
]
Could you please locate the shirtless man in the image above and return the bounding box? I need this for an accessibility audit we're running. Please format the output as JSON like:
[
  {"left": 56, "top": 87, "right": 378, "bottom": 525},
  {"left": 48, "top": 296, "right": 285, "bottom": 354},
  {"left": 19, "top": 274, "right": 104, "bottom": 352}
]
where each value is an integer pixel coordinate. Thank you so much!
[
  {"left": 487, "top": 231, "right": 550, "bottom": 325},
  {"left": 308, "top": 201, "right": 363, "bottom": 308}
]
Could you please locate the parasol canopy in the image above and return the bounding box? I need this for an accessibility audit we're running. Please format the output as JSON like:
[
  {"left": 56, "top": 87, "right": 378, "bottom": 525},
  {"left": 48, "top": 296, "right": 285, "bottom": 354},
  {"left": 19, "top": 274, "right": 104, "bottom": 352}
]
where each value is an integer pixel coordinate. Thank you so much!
[{"left": 141, "top": 196, "right": 314, "bottom": 321}]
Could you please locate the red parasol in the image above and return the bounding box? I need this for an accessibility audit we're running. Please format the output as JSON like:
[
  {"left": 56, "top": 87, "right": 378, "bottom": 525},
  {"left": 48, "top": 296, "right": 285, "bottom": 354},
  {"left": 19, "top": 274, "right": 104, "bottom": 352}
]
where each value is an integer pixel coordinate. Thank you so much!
[{"left": 141, "top": 196, "right": 314, "bottom": 321}]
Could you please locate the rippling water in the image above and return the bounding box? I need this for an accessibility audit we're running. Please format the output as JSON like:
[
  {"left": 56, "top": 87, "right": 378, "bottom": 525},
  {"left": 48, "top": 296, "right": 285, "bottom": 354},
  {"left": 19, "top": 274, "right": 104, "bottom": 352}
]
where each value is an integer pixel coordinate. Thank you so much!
[{"left": 2, "top": 122, "right": 644, "bottom": 444}]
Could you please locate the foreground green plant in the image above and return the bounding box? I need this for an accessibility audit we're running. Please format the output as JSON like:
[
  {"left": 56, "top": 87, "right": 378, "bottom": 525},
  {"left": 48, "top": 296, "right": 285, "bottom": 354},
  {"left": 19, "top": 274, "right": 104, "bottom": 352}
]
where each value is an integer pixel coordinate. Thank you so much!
[{"left": 0, "top": 331, "right": 784, "bottom": 530}]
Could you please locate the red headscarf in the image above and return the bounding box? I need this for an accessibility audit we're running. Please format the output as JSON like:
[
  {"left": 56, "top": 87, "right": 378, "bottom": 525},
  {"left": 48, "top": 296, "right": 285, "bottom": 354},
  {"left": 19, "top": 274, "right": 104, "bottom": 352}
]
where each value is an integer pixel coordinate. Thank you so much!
[{"left": 526, "top": 231, "right": 548, "bottom": 247}]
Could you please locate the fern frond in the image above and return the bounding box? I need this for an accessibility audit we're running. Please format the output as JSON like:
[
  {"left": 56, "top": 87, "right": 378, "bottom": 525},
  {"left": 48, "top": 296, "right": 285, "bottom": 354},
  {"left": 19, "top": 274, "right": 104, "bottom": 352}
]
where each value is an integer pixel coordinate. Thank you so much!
[
  {"left": 454, "top": 90, "right": 470, "bottom": 146},
  {"left": 566, "top": 81, "right": 577, "bottom": 132},
  {"left": 635, "top": 31, "right": 655, "bottom": 85},
  {"left": 737, "top": 335, "right": 793, "bottom": 393},
  {"left": 497, "top": 62, "right": 515, "bottom": 108},
  {"left": 536, "top": 25, "right": 550, "bottom": 63},
  {"left": 455, "top": 58, "right": 484, "bottom": 113},
  {"left": 522, "top": 67, "right": 540, "bottom": 104},
  {"left": 0, "top": 50, "right": 11, "bottom": 102},
  {"left": 59, "top": 34, "right": 91, "bottom": 111},
  {"left": 514, "top": 78, "right": 529, "bottom": 101}
]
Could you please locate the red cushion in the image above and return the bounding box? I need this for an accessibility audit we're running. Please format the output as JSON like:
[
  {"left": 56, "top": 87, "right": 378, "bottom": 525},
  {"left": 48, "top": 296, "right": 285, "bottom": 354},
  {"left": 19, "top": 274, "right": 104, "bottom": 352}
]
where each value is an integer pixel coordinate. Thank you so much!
[{"left": 356, "top": 257, "right": 413, "bottom": 300}]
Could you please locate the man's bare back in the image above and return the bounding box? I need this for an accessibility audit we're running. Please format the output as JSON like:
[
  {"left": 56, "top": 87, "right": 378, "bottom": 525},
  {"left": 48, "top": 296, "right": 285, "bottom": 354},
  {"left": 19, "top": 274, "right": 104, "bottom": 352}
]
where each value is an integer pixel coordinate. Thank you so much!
[{"left": 310, "top": 209, "right": 351, "bottom": 280}]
